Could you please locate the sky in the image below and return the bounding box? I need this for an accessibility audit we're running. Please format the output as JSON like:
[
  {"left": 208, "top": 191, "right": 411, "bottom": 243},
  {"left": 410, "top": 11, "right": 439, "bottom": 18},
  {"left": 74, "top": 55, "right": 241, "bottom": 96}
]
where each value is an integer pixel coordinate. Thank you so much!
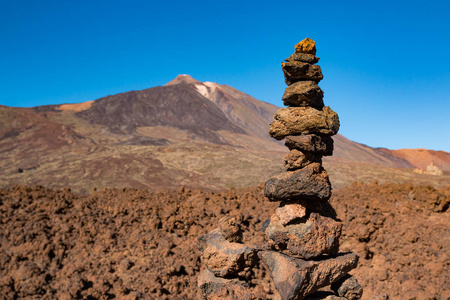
[{"left": 1, "top": 0, "right": 449, "bottom": 151}]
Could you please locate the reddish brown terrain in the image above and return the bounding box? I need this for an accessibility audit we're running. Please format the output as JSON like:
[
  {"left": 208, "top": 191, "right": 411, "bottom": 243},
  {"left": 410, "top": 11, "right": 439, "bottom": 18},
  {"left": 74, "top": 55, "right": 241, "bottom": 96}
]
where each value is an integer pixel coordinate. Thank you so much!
[
  {"left": 1, "top": 75, "right": 449, "bottom": 299},
  {"left": 0, "top": 183, "right": 448, "bottom": 299},
  {"left": 379, "top": 148, "right": 450, "bottom": 171}
]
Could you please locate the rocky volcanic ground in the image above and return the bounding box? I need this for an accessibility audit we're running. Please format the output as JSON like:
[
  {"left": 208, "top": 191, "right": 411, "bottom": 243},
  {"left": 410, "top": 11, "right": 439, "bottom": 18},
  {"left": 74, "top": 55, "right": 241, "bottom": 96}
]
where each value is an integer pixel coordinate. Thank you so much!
[{"left": 0, "top": 183, "right": 448, "bottom": 299}]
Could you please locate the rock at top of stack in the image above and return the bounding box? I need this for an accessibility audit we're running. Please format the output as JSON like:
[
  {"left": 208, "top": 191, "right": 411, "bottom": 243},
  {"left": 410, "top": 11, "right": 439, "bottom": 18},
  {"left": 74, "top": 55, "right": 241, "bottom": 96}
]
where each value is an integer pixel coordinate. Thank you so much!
[
  {"left": 295, "top": 38, "right": 317, "bottom": 55},
  {"left": 284, "top": 38, "right": 320, "bottom": 64},
  {"left": 282, "top": 38, "right": 323, "bottom": 86}
]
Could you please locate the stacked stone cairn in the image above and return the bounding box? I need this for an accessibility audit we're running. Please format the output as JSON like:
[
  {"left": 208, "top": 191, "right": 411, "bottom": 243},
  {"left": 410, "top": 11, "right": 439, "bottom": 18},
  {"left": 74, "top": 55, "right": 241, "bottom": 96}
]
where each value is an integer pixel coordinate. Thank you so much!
[{"left": 197, "top": 38, "right": 364, "bottom": 300}]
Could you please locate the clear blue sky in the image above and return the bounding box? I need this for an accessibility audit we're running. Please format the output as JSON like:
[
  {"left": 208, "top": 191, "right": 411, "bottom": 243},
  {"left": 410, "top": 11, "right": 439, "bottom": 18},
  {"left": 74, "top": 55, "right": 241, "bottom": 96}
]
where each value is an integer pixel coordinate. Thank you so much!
[{"left": 1, "top": 0, "right": 449, "bottom": 151}]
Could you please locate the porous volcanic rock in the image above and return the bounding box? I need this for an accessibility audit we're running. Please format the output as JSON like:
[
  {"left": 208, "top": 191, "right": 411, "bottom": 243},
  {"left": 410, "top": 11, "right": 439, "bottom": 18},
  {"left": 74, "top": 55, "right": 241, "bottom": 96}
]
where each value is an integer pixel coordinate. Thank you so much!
[
  {"left": 284, "top": 149, "right": 321, "bottom": 170},
  {"left": 282, "top": 81, "right": 324, "bottom": 108},
  {"left": 331, "top": 274, "right": 363, "bottom": 300},
  {"left": 198, "top": 269, "right": 257, "bottom": 300},
  {"left": 264, "top": 163, "right": 332, "bottom": 202},
  {"left": 285, "top": 134, "right": 334, "bottom": 156},
  {"left": 0, "top": 183, "right": 448, "bottom": 299},
  {"left": 275, "top": 203, "right": 307, "bottom": 226},
  {"left": 198, "top": 228, "right": 257, "bottom": 278},
  {"left": 218, "top": 216, "right": 243, "bottom": 243},
  {"left": 269, "top": 106, "right": 339, "bottom": 140},
  {"left": 265, "top": 212, "right": 342, "bottom": 259},
  {"left": 282, "top": 61, "right": 323, "bottom": 85},
  {"left": 285, "top": 53, "right": 320, "bottom": 64},
  {"left": 259, "top": 251, "right": 359, "bottom": 300},
  {"left": 207, "top": 284, "right": 260, "bottom": 300},
  {"left": 198, "top": 268, "right": 233, "bottom": 298},
  {"left": 295, "top": 38, "right": 317, "bottom": 55}
]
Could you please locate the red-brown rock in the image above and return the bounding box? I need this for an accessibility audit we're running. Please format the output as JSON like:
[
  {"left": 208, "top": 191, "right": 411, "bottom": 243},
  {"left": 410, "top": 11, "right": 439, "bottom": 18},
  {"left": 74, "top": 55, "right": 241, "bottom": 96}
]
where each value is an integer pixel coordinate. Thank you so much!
[
  {"left": 285, "top": 134, "right": 334, "bottom": 156},
  {"left": 198, "top": 268, "right": 255, "bottom": 299},
  {"left": 198, "top": 228, "right": 257, "bottom": 277},
  {"left": 284, "top": 149, "right": 321, "bottom": 171},
  {"left": 331, "top": 274, "right": 363, "bottom": 300},
  {"left": 269, "top": 106, "right": 340, "bottom": 140},
  {"left": 282, "top": 81, "right": 324, "bottom": 108},
  {"left": 218, "top": 216, "right": 243, "bottom": 243},
  {"left": 275, "top": 203, "right": 307, "bottom": 226},
  {"left": 264, "top": 163, "right": 332, "bottom": 202},
  {"left": 282, "top": 61, "right": 323, "bottom": 85},
  {"left": 259, "top": 251, "right": 359, "bottom": 300},
  {"left": 285, "top": 53, "right": 320, "bottom": 64},
  {"left": 266, "top": 212, "right": 342, "bottom": 259}
]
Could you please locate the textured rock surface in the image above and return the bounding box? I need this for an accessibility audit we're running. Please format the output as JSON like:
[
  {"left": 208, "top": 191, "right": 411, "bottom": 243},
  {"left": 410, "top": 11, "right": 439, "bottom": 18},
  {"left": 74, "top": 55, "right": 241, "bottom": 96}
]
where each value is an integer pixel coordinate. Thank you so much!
[
  {"left": 282, "top": 61, "right": 323, "bottom": 85},
  {"left": 284, "top": 149, "right": 320, "bottom": 170},
  {"left": 264, "top": 163, "right": 332, "bottom": 202},
  {"left": 198, "top": 268, "right": 258, "bottom": 300},
  {"left": 259, "top": 251, "right": 359, "bottom": 300},
  {"left": 198, "top": 268, "right": 232, "bottom": 298},
  {"left": 207, "top": 283, "right": 259, "bottom": 300},
  {"left": 295, "top": 38, "right": 317, "bottom": 55},
  {"left": 285, "top": 52, "right": 320, "bottom": 64},
  {"left": 198, "top": 229, "right": 257, "bottom": 277},
  {"left": 218, "top": 216, "right": 243, "bottom": 243},
  {"left": 282, "top": 81, "right": 324, "bottom": 108},
  {"left": 266, "top": 212, "right": 342, "bottom": 259},
  {"left": 275, "top": 203, "right": 307, "bottom": 226},
  {"left": 0, "top": 184, "right": 447, "bottom": 299},
  {"left": 285, "top": 134, "right": 334, "bottom": 156},
  {"left": 331, "top": 274, "right": 363, "bottom": 300},
  {"left": 269, "top": 106, "right": 339, "bottom": 140}
]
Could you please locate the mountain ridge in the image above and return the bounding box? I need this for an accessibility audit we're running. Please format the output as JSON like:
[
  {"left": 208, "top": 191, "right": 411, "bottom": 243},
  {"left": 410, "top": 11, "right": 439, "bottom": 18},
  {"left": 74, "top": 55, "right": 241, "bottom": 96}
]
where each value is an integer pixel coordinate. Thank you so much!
[{"left": 1, "top": 74, "right": 449, "bottom": 192}]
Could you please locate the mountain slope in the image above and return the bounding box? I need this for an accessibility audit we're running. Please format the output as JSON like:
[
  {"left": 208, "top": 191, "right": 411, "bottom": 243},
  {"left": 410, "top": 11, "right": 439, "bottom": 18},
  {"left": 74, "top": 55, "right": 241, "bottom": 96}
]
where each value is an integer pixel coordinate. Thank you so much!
[
  {"left": 75, "top": 83, "right": 246, "bottom": 145},
  {"left": 326, "top": 135, "right": 415, "bottom": 169},
  {"left": 0, "top": 75, "right": 448, "bottom": 192},
  {"left": 378, "top": 148, "right": 450, "bottom": 171}
]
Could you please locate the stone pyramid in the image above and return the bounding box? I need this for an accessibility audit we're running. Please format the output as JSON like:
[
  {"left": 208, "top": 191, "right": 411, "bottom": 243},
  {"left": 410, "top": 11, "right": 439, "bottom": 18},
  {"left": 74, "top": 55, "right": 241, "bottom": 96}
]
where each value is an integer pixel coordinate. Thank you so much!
[{"left": 197, "top": 38, "right": 365, "bottom": 300}]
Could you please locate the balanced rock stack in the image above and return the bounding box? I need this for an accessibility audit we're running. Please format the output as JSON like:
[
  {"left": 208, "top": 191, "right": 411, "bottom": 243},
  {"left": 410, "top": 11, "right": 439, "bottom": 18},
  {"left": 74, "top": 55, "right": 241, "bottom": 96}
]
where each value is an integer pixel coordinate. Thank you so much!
[
  {"left": 260, "top": 38, "right": 363, "bottom": 300},
  {"left": 197, "top": 38, "right": 364, "bottom": 300}
]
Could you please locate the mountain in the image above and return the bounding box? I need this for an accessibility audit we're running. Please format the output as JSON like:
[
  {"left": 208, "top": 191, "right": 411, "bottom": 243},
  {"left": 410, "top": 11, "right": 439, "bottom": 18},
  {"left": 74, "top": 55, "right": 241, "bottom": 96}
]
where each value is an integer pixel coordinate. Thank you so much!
[
  {"left": 1, "top": 75, "right": 449, "bottom": 192},
  {"left": 378, "top": 148, "right": 450, "bottom": 171}
]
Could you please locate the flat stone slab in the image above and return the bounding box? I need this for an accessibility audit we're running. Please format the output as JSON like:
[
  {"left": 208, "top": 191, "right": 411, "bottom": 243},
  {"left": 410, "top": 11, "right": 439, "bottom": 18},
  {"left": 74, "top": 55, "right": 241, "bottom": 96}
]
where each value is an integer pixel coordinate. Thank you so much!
[
  {"left": 269, "top": 106, "right": 339, "bottom": 140},
  {"left": 285, "top": 134, "right": 334, "bottom": 156},
  {"left": 264, "top": 163, "right": 331, "bottom": 202},
  {"left": 198, "top": 228, "right": 257, "bottom": 277},
  {"left": 282, "top": 61, "right": 323, "bottom": 85},
  {"left": 282, "top": 81, "right": 324, "bottom": 108},
  {"left": 266, "top": 212, "right": 342, "bottom": 259},
  {"left": 259, "top": 251, "right": 359, "bottom": 300},
  {"left": 285, "top": 53, "right": 320, "bottom": 64}
]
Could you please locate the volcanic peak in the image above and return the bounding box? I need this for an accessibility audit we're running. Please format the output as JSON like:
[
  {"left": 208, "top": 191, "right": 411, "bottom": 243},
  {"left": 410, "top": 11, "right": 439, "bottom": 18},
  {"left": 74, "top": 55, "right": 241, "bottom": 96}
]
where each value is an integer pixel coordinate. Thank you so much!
[{"left": 164, "top": 74, "right": 202, "bottom": 86}]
